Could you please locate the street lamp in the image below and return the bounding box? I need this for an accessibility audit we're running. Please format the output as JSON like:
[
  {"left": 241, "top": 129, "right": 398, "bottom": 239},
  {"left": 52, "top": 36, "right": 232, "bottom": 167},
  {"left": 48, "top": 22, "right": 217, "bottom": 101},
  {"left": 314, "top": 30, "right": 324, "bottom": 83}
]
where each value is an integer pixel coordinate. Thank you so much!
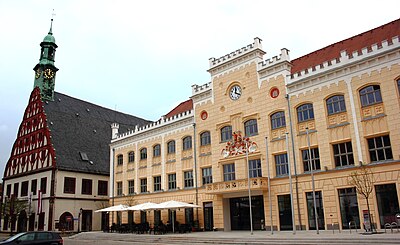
[{"left": 222, "top": 131, "right": 257, "bottom": 235}]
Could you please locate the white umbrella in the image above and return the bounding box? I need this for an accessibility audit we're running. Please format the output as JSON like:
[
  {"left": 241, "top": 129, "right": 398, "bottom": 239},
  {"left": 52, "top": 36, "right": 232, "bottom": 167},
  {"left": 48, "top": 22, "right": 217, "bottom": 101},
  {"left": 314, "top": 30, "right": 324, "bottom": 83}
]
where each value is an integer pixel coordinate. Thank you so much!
[
  {"left": 149, "top": 200, "right": 200, "bottom": 233},
  {"left": 126, "top": 202, "right": 157, "bottom": 211},
  {"left": 94, "top": 204, "right": 129, "bottom": 212}
]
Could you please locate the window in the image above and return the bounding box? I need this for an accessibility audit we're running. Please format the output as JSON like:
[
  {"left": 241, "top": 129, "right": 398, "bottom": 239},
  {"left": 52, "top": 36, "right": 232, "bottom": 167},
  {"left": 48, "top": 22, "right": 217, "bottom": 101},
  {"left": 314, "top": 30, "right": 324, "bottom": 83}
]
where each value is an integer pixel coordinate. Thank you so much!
[
  {"left": 64, "top": 177, "right": 76, "bottom": 194},
  {"left": 98, "top": 180, "right": 108, "bottom": 196},
  {"left": 6, "top": 184, "right": 11, "bottom": 198},
  {"left": 360, "top": 85, "right": 382, "bottom": 107},
  {"left": 154, "top": 176, "right": 161, "bottom": 192},
  {"left": 275, "top": 153, "right": 289, "bottom": 176},
  {"left": 183, "top": 136, "right": 192, "bottom": 150},
  {"left": 221, "top": 126, "right": 232, "bottom": 142},
  {"left": 185, "top": 208, "right": 194, "bottom": 225},
  {"left": 31, "top": 179, "right": 37, "bottom": 195},
  {"left": 153, "top": 144, "right": 161, "bottom": 157},
  {"left": 128, "top": 151, "right": 135, "bottom": 163},
  {"left": 117, "top": 154, "right": 123, "bottom": 165},
  {"left": 398, "top": 79, "right": 400, "bottom": 94},
  {"left": 154, "top": 210, "right": 161, "bottom": 225},
  {"left": 202, "top": 167, "right": 213, "bottom": 185},
  {"left": 184, "top": 171, "right": 194, "bottom": 188},
  {"left": 128, "top": 180, "right": 135, "bottom": 194},
  {"left": 338, "top": 188, "right": 360, "bottom": 229},
  {"left": 326, "top": 95, "right": 346, "bottom": 115},
  {"left": 248, "top": 159, "right": 262, "bottom": 178},
  {"left": 333, "top": 142, "right": 354, "bottom": 167},
  {"left": 200, "top": 131, "right": 211, "bottom": 146},
  {"left": 271, "top": 111, "right": 286, "bottom": 130},
  {"left": 21, "top": 181, "right": 28, "bottom": 197},
  {"left": 116, "top": 181, "right": 123, "bottom": 196},
  {"left": 223, "top": 163, "right": 235, "bottom": 181},
  {"left": 40, "top": 177, "right": 47, "bottom": 194},
  {"left": 244, "top": 119, "right": 258, "bottom": 136},
  {"left": 297, "top": 103, "right": 314, "bottom": 122},
  {"left": 367, "top": 135, "right": 393, "bottom": 162},
  {"left": 167, "top": 141, "right": 176, "bottom": 154},
  {"left": 140, "top": 178, "right": 147, "bottom": 193},
  {"left": 168, "top": 173, "right": 176, "bottom": 190},
  {"left": 140, "top": 148, "right": 147, "bottom": 160},
  {"left": 306, "top": 191, "right": 325, "bottom": 230},
  {"left": 81, "top": 179, "right": 92, "bottom": 195},
  {"left": 302, "top": 148, "right": 321, "bottom": 172}
]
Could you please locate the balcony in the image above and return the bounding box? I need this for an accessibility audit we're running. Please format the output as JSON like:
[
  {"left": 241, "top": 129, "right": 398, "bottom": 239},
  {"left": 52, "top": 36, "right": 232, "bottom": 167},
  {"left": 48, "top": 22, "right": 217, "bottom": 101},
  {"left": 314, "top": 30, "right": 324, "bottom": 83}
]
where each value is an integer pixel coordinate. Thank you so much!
[{"left": 205, "top": 177, "right": 268, "bottom": 194}]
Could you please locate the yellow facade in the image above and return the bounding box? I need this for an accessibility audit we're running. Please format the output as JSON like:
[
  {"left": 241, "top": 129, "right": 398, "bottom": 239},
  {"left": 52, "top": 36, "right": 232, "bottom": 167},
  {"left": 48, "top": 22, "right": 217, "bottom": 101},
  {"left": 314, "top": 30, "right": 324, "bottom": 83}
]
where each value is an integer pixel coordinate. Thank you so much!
[{"left": 110, "top": 33, "right": 400, "bottom": 231}]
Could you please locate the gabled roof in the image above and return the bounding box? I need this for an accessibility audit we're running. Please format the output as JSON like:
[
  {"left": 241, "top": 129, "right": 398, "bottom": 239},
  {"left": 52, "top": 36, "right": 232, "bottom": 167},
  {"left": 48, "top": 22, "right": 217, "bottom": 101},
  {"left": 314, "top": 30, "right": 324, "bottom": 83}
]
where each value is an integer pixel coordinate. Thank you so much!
[
  {"left": 44, "top": 92, "right": 151, "bottom": 175},
  {"left": 291, "top": 18, "right": 400, "bottom": 74},
  {"left": 164, "top": 99, "right": 193, "bottom": 119}
]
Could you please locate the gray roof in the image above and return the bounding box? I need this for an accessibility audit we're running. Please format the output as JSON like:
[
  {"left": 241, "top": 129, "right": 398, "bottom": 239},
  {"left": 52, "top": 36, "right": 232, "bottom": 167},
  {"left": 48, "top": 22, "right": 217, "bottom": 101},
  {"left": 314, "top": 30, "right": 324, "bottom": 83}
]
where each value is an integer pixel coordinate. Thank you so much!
[{"left": 44, "top": 92, "right": 151, "bottom": 175}]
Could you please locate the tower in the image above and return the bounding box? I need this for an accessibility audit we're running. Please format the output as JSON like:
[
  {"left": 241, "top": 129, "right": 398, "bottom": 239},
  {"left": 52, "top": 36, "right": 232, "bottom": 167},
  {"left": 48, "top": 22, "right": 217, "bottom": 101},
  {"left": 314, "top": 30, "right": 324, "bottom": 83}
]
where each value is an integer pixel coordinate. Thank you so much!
[{"left": 33, "top": 18, "right": 59, "bottom": 101}]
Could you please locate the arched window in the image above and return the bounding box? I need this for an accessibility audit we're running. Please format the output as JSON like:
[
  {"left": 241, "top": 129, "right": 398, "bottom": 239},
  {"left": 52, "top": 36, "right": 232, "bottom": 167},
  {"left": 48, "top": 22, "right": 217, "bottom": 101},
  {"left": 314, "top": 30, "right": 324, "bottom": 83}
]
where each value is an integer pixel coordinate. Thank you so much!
[
  {"left": 140, "top": 148, "right": 147, "bottom": 160},
  {"left": 117, "top": 154, "right": 123, "bottom": 165},
  {"left": 167, "top": 141, "right": 176, "bottom": 154},
  {"left": 244, "top": 119, "right": 258, "bottom": 136},
  {"left": 153, "top": 144, "right": 161, "bottom": 157},
  {"left": 271, "top": 111, "right": 286, "bottom": 130},
  {"left": 221, "top": 126, "right": 232, "bottom": 142},
  {"left": 128, "top": 151, "right": 135, "bottom": 163},
  {"left": 359, "top": 85, "right": 382, "bottom": 107},
  {"left": 183, "top": 136, "right": 192, "bottom": 150},
  {"left": 326, "top": 95, "right": 346, "bottom": 115},
  {"left": 297, "top": 103, "right": 314, "bottom": 122},
  {"left": 200, "top": 131, "right": 211, "bottom": 146}
]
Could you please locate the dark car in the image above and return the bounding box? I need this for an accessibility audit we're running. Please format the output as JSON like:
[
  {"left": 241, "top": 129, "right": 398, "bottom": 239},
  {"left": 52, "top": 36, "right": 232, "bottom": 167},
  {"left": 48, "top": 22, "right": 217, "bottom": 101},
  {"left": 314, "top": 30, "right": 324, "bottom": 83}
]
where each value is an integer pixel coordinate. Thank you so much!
[{"left": 0, "top": 231, "right": 63, "bottom": 245}]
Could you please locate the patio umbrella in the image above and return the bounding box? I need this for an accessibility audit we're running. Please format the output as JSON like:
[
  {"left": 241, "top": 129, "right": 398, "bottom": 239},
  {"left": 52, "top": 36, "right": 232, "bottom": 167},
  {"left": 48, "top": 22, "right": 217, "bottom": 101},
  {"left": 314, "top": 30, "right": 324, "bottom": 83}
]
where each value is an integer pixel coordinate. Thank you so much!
[
  {"left": 126, "top": 202, "right": 157, "bottom": 211},
  {"left": 148, "top": 200, "right": 200, "bottom": 233},
  {"left": 94, "top": 204, "right": 129, "bottom": 212}
]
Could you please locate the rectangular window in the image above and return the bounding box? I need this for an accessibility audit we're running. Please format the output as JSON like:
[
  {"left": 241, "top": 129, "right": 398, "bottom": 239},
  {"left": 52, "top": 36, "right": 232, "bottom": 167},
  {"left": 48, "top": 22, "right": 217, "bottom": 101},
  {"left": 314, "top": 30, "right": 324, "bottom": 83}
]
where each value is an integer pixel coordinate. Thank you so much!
[
  {"left": 21, "top": 181, "right": 29, "bottom": 197},
  {"left": 367, "top": 135, "right": 393, "bottom": 162},
  {"left": 184, "top": 171, "right": 194, "bottom": 188},
  {"left": 168, "top": 173, "right": 176, "bottom": 190},
  {"left": 306, "top": 191, "right": 325, "bottom": 230},
  {"left": 64, "top": 177, "right": 76, "bottom": 194},
  {"left": 81, "top": 179, "right": 92, "bottom": 195},
  {"left": 31, "top": 179, "right": 37, "bottom": 195},
  {"left": 128, "top": 180, "right": 135, "bottom": 195},
  {"left": 98, "top": 180, "right": 108, "bottom": 196},
  {"left": 221, "top": 126, "right": 232, "bottom": 142},
  {"left": 116, "top": 181, "right": 123, "bottom": 196},
  {"left": 185, "top": 208, "right": 194, "bottom": 225},
  {"left": 302, "top": 148, "right": 321, "bottom": 172},
  {"left": 248, "top": 159, "right": 262, "bottom": 178},
  {"left": 275, "top": 153, "right": 289, "bottom": 176},
  {"left": 153, "top": 176, "right": 161, "bottom": 192},
  {"left": 40, "top": 177, "right": 47, "bottom": 194},
  {"left": 333, "top": 141, "right": 354, "bottom": 167},
  {"left": 13, "top": 182, "right": 19, "bottom": 197},
  {"left": 140, "top": 178, "right": 147, "bottom": 193},
  {"left": 202, "top": 167, "right": 213, "bottom": 185},
  {"left": 6, "top": 184, "right": 11, "bottom": 198},
  {"left": 223, "top": 163, "right": 235, "bottom": 181},
  {"left": 244, "top": 119, "right": 258, "bottom": 137}
]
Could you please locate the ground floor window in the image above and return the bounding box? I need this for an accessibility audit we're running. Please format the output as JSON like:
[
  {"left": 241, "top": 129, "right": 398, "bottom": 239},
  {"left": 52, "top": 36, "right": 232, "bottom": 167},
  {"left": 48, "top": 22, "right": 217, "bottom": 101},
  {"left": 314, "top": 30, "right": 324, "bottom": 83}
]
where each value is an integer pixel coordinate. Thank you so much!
[
  {"left": 185, "top": 208, "right": 194, "bottom": 225},
  {"left": 375, "top": 183, "right": 399, "bottom": 228},
  {"left": 338, "top": 187, "right": 360, "bottom": 229},
  {"left": 306, "top": 191, "right": 325, "bottom": 230},
  {"left": 140, "top": 211, "right": 146, "bottom": 223},
  {"left": 154, "top": 210, "right": 161, "bottom": 225},
  {"left": 229, "top": 195, "right": 265, "bottom": 230}
]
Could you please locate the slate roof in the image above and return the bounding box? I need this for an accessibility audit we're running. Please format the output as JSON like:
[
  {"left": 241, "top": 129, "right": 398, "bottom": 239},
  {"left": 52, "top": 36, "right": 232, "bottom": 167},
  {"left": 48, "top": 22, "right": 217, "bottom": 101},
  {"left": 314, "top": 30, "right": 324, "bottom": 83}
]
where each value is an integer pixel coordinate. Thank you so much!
[{"left": 44, "top": 92, "right": 151, "bottom": 175}]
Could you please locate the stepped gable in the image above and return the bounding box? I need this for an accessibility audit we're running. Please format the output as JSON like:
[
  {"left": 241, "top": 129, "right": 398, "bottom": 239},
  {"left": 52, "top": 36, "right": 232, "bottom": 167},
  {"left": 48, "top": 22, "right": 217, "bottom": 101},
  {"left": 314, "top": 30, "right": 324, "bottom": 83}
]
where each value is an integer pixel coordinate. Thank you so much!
[
  {"left": 291, "top": 18, "right": 400, "bottom": 74},
  {"left": 164, "top": 99, "right": 193, "bottom": 119},
  {"left": 44, "top": 91, "right": 151, "bottom": 175}
]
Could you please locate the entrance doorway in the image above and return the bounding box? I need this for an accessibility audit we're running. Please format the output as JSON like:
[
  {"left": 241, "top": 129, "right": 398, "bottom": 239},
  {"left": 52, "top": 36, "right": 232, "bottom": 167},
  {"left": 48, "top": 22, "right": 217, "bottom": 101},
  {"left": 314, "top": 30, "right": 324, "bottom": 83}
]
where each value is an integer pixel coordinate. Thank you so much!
[
  {"left": 375, "top": 183, "right": 399, "bottom": 228},
  {"left": 17, "top": 210, "right": 27, "bottom": 232},
  {"left": 101, "top": 212, "right": 109, "bottom": 232},
  {"left": 28, "top": 213, "right": 35, "bottom": 231},
  {"left": 203, "top": 202, "right": 213, "bottom": 231},
  {"left": 278, "top": 194, "right": 293, "bottom": 230},
  {"left": 38, "top": 213, "right": 45, "bottom": 231},
  {"left": 229, "top": 195, "right": 265, "bottom": 230},
  {"left": 81, "top": 210, "right": 92, "bottom": 231}
]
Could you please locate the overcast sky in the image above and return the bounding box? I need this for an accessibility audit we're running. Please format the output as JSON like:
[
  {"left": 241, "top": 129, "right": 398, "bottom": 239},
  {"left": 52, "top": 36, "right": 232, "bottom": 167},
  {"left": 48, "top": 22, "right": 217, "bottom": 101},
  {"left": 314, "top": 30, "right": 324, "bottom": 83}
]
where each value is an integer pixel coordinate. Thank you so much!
[{"left": 0, "top": 0, "right": 398, "bottom": 176}]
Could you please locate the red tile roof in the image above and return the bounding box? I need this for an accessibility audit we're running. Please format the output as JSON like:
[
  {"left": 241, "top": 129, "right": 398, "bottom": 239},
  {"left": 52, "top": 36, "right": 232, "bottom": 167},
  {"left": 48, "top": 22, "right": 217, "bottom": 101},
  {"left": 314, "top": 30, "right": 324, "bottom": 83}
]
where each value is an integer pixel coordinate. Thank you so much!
[
  {"left": 291, "top": 18, "right": 400, "bottom": 74},
  {"left": 164, "top": 99, "right": 193, "bottom": 118}
]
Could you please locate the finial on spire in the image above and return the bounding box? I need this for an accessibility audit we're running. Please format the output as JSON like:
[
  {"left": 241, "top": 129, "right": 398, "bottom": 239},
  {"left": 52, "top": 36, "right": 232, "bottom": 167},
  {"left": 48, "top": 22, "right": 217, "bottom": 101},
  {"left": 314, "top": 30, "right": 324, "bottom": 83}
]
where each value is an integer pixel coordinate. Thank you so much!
[{"left": 49, "top": 9, "right": 56, "bottom": 34}]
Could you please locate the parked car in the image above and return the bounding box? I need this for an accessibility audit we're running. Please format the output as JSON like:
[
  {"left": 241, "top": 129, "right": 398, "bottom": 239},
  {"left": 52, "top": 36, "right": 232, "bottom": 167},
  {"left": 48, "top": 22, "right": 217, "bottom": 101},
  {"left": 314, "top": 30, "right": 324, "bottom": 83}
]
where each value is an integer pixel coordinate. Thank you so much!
[{"left": 0, "top": 231, "right": 63, "bottom": 245}]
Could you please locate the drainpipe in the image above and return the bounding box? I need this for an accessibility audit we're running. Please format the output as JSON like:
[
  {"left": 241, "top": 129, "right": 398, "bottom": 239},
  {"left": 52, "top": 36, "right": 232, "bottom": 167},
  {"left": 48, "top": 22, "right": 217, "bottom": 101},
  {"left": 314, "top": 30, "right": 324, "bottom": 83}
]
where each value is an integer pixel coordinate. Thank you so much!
[
  {"left": 111, "top": 148, "right": 115, "bottom": 224},
  {"left": 192, "top": 123, "right": 199, "bottom": 223},
  {"left": 286, "top": 93, "right": 302, "bottom": 230}
]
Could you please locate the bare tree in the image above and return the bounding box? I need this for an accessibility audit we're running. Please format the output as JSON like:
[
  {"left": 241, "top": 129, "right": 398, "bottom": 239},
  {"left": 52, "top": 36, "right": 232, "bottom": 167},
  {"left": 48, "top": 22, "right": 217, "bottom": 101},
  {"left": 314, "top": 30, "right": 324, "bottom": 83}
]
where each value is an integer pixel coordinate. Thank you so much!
[{"left": 348, "top": 163, "right": 374, "bottom": 232}]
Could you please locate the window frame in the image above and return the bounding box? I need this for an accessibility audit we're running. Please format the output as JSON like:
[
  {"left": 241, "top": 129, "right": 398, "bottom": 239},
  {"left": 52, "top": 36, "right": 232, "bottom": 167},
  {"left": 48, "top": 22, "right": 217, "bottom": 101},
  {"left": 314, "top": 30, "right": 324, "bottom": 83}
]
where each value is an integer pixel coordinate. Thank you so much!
[
  {"left": 223, "top": 163, "right": 235, "bottom": 181},
  {"left": 271, "top": 111, "right": 286, "bottom": 130},
  {"left": 167, "top": 140, "right": 176, "bottom": 154},
  {"left": 275, "top": 153, "right": 289, "bottom": 176},
  {"left": 98, "top": 180, "right": 108, "bottom": 196},
  {"left": 21, "top": 181, "right": 29, "bottom": 197},
  {"left": 63, "top": 177, "right": 76, "bottom": 194},
  {"left": 244, "top": 119, "right": 258, "bottom": 137},
  {"left": 128, "top": 151, "right": 135, "bottom": 163},
  {"left": 184, "top": 170, "right": 194, "bottom": 188},
  {"left": 168, "top": 173, "right": 177, "bottom": 190},
  {"left": 128, "top": 179, "right": 135, "bottom": 195},
  {"left": 302, "top": 147, "right": 321, "bottom": 172},
  {"left": 333, "top": 141, "right": 354, "bottom": 167},
  {"left": 221, "top": 126, "right": 232, "bottom": 142},
  {"left": 183, "top": 136, "right": 192, "bottom": 150},
  {"left": 297, "top": 103, "right": 315, "bottom": 123},
  {"left": 153, "top": 176, "right": 162, "bottom": 192},
  {"left": 81, "top": 178, "right": 93, "bottom": 195},
  {"left": 140, "top": 148, "right": 147, "bottom": 160},
  {"left": 116, "top": 181, "right": 123, "bottom": 196},
  {"left": 202, "top": 167, "right": 213, "bottom": 185},
  {"left": 140, "top": 178, "right": 147, "bottom": 193},
  {"left": 359, "top": 85, "right": 382, "bottom": 107},
  {"left": 326, "top": 95, "right": 346, "bottom": 115},
  {"left": 367, "top": 135, "right": 393, "bottom": 162},
  {"left": 153, "top": 144, "right": 161, "bottom": 157},
  {"left": 117, "top": 154, "right": 123, "bottom": 165},
  {"left": 200, "top": 131, "right": 211, "bottom": 146},
  {"left": 248, "top": 159, "right": 262, "bottom": 178}
]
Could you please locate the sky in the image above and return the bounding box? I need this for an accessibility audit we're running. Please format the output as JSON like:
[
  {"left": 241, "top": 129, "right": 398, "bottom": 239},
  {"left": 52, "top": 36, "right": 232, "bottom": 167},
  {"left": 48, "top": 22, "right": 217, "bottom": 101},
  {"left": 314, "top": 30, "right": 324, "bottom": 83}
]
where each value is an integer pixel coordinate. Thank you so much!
[{"left": 0, "top": 0, "right": 398, "bottom": 176}]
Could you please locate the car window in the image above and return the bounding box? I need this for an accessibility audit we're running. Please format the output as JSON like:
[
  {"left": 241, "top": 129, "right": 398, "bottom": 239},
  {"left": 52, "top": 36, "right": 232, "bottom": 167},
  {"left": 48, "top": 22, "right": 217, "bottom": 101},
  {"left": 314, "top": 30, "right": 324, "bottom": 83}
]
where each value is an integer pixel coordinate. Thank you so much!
[
  {"left": 17, "top": 233, "right": 36, "bottom": 241},
  {"left": 37, "top": 232, "right": 52, "bottom": 240}
]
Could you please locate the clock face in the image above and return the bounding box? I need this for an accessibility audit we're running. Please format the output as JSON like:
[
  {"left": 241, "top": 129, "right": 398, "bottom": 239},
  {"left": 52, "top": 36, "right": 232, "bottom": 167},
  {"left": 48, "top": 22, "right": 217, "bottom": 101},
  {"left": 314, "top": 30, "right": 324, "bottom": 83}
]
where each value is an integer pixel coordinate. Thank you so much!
[
  {"left": 229, "top": 85, "right": 242, "bottom": 100},
  {"left": 35, "top": 69, "right": 41, "bottom": 79},
  {"left": 44, "top": 68, "right": 55, "bottom": 79}
]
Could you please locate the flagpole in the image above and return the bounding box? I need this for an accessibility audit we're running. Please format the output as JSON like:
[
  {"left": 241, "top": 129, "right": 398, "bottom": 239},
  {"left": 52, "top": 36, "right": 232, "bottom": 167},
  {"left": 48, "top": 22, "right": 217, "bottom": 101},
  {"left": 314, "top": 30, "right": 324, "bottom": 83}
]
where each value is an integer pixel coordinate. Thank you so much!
[
  {"left": 306, "top": 127, "right": 319, "bottom": 234},
  {"left": 265, "top": 137, "right": 273, "bottom": 234},
  {"left": 286, "top": 133, "right": 296, "bottom": 234}
]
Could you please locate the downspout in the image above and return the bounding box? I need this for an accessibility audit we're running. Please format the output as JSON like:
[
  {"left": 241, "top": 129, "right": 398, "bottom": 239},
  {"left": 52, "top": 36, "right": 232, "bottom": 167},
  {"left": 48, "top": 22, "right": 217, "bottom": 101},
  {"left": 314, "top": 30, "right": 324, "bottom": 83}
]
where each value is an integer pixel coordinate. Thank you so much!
[
  {"left": 192, "top": 123, "right": 199, "bottom": 223},
  {"left": 286, "top": 93, "right": 302, "bottom": 230},
  {"left": 111, "top": 148, "right": 115, "bottom": 224}
]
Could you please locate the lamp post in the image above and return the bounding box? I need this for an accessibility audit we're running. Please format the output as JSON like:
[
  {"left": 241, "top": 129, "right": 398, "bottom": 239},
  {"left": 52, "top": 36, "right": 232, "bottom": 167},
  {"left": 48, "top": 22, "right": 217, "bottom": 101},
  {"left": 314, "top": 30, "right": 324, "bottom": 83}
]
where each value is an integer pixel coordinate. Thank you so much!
[
  {"left": 306, "top": 127, "right": 319, "bottom": 234},
  {"left": 222, "top": 131, "right": 257, "bottom": 235}
]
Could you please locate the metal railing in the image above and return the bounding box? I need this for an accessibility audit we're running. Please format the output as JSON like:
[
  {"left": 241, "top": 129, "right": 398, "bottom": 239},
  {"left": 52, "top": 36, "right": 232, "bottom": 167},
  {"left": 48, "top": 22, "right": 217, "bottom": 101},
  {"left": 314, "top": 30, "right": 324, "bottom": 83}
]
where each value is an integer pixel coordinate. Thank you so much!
[{"left": 349, "top": 221, "right": 357, "bottom": 234}]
